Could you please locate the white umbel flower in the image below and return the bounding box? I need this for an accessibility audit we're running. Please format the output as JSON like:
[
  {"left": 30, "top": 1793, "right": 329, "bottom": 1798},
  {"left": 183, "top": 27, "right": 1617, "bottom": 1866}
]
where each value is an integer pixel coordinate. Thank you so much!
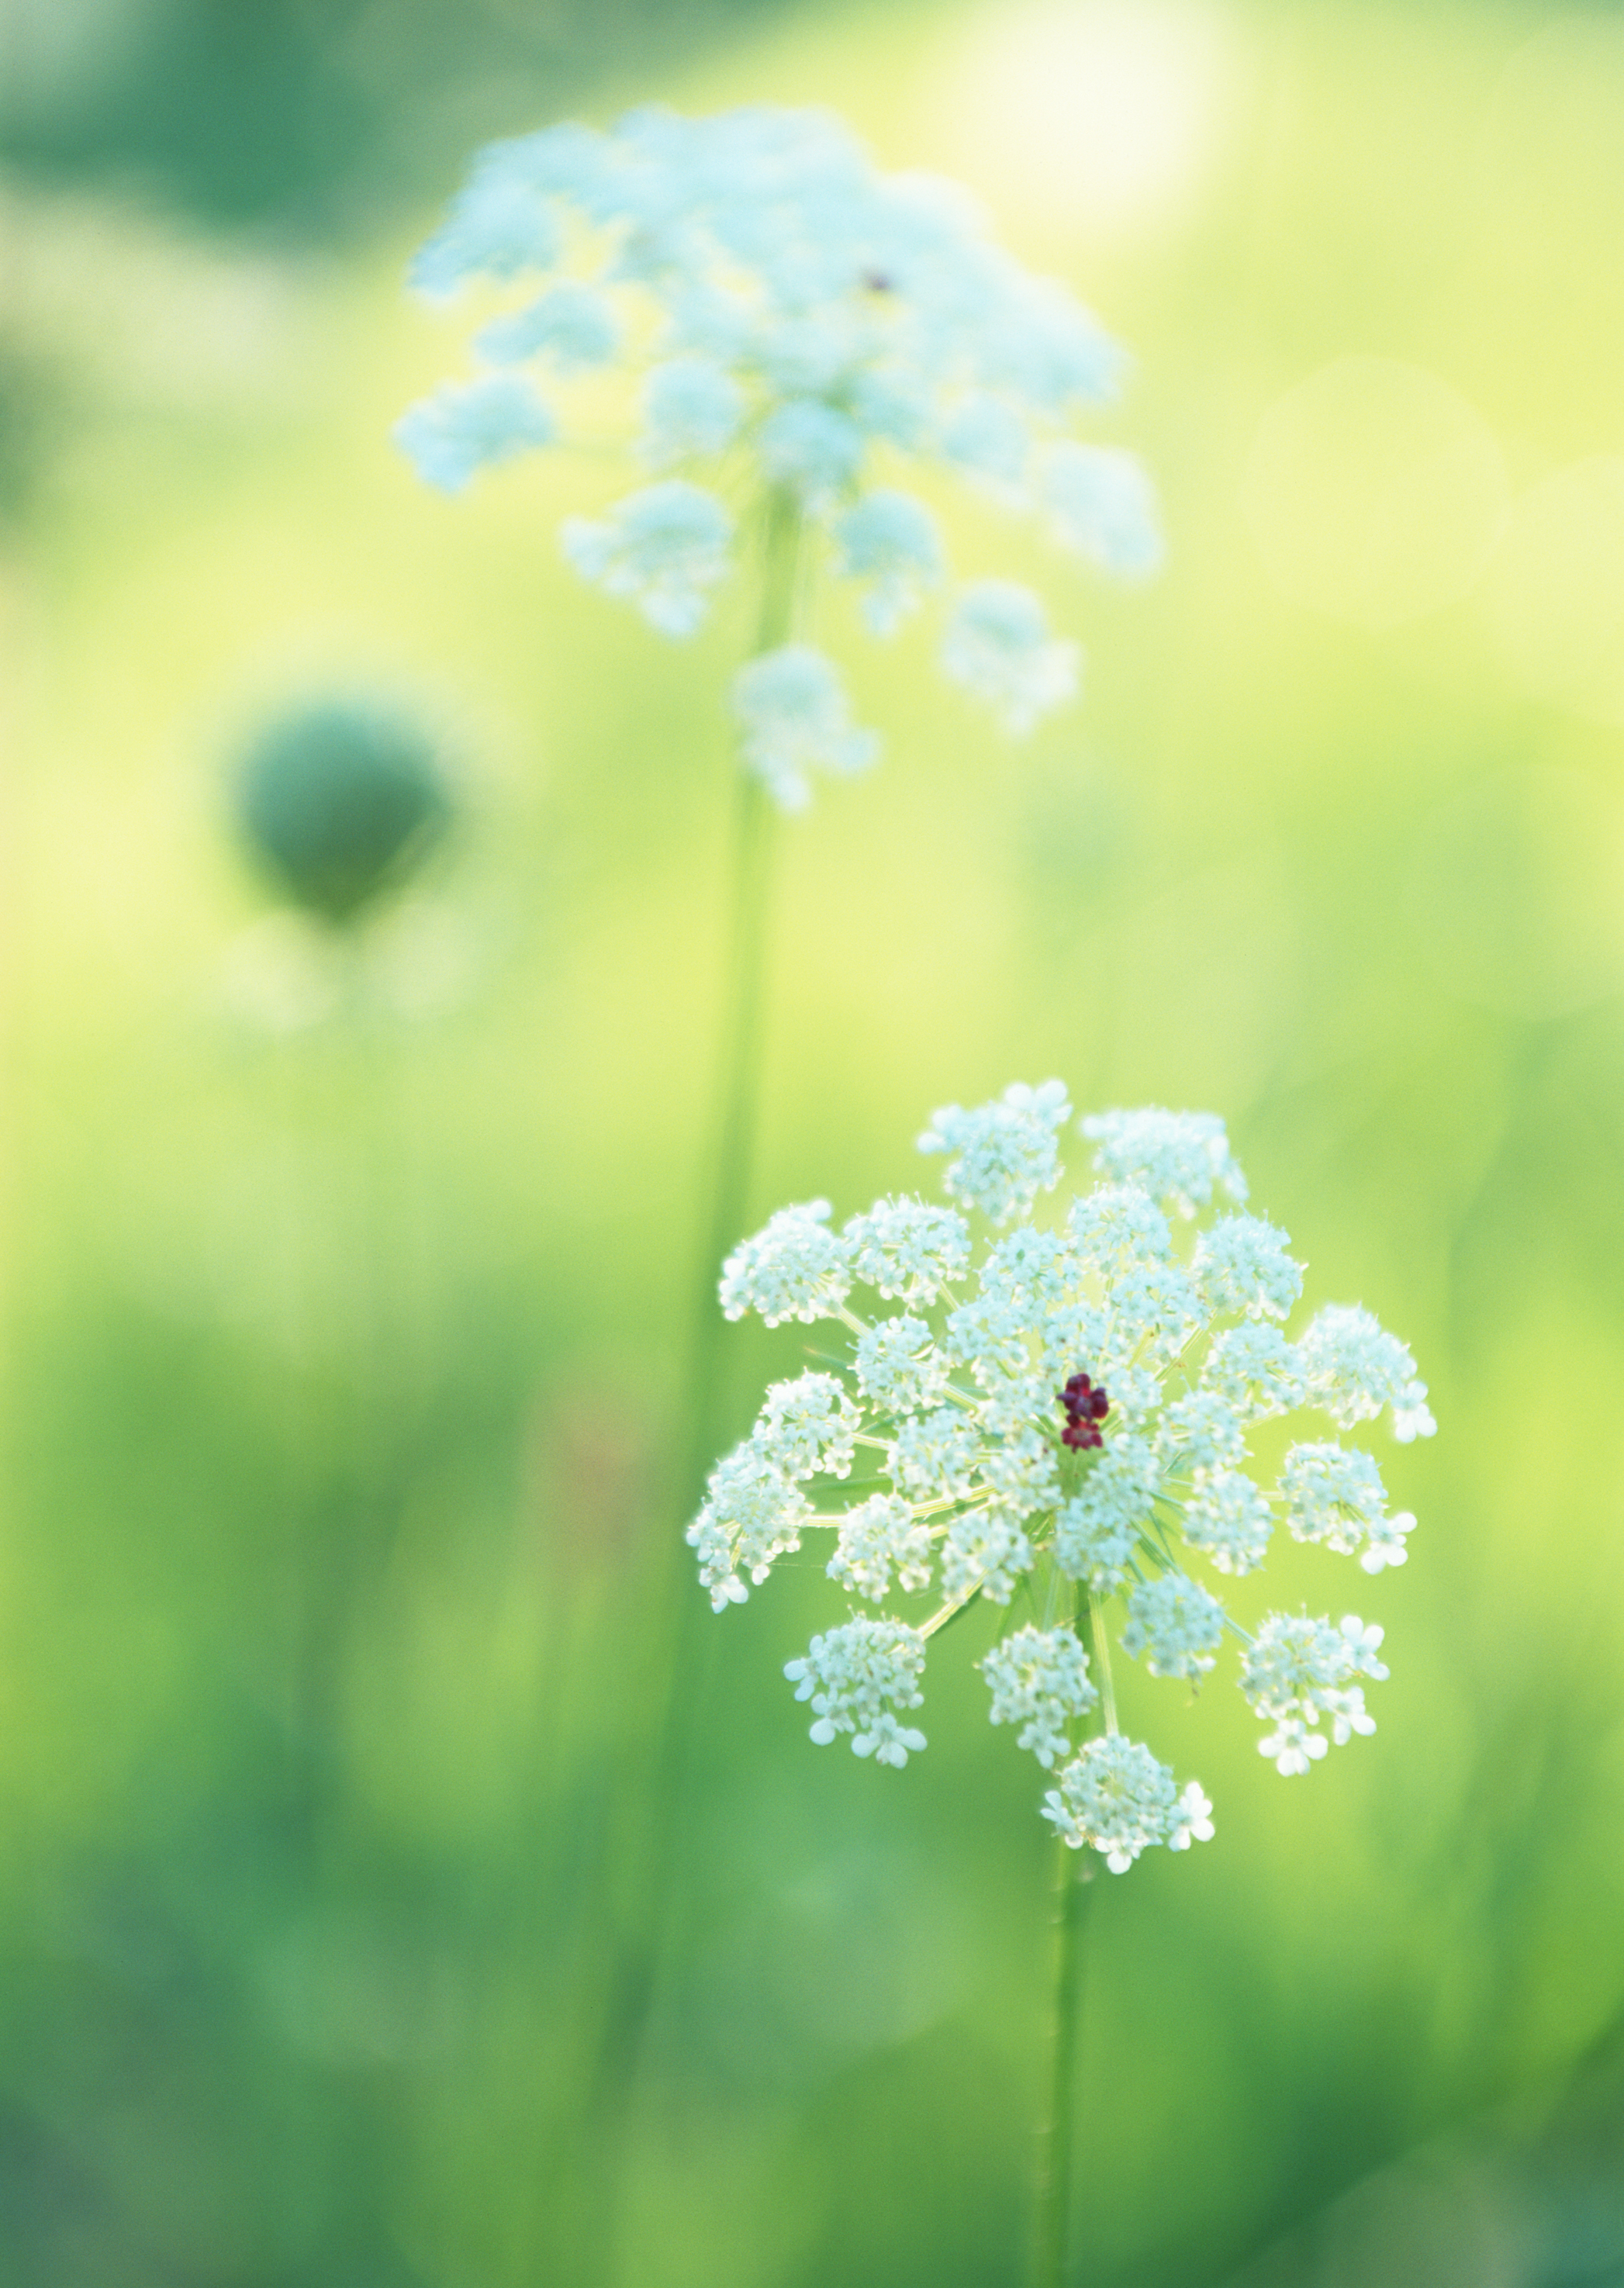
[
  {"left": 755, "top": 1371, "right": 861, "bottom": 1480},
  {"left": 1042, "top": 1734, "right": 1214, "bottom": 1872},
  {"left": 1069, "top": 1183, "right": 1173, "bottom": 1272},
  {"left": 639, "top": 356, "right": 746, "bottom": 463},
  {"left": 1240, "top": 1612, "right": 1387, "bottom": 1774},
  {"left": 939, "top": 580, "right": 1080, "bottom": 733},
  {"left": 393, "top": 375, "right": 554, "bottom": 493},
  {"left": 1035, "top": 440, "right": 1164, "bottom": 575},
  {"left": 686, "top": 1080, "right": 1429, "bottom": 1867},
  {"left": 1181, "top": 1465, "right": 1273, "bottom": 1575},
  {"left": 560, "top": 480, "right": 733, "bottom": 635},
  {"left": 828, "top": 1495, "right": 935, "bottom": 1602},
  {"left": 1080, "top": 1108, "right": 1249, "bottom": 1218},
  {"left": 477, "top": 281, "right": 620, "bottom": 369},
  {"left": 842, "top": 1196, "right": 972, "bottom": 1304},
  {"left": 785, "top": 1616, "right": 928, "bottom": 1764},
  {"left": 1297, "top": 1305, "right": 1437, "bottom": 1440},
  {"left": 888, "top": 1406, "right": 982, "bottom": 1502},
  {"left": 1280, "top": 1441, "right": 1387, "bottom": 1556},
  {"left": 940, "top": 1505, "right": 1034, "bottom": 1604},
  {"left": 1193, "top": 1215, "right": 1304, "bottom": 1322},
  {"left": 731, "top": 645, "right": 880, "bottom": 813},
  {"left": 1201, "top": 1322, "right": 1304, "bottom": 1421},
  {"left": 831, "top": 489, "right": 945, "bottom": 634},
  {"left": 1121, "top": 1572, "right": 1226, "bottom": 1679},
  {"left": 401, "top": 103, "right": 1159, "bottom": 799},
  {"left": 981, "top": 1624, "right": 1097, "bottom": 1766},
  {"left": 720, "top": 1199, "right": 851, "bottom": 1325},
  {"left": 1054, "top": 1436, "right": 1160, "bottom": 1592},
  {"left": 686, "top": 1440, "right": 810, "bottom": 1609},
  {"left": 918, "top": 1079, "right": 1071, "bottom": 1225},
  {"left": 853, "top": 1315, "right": 950, "bottom": 1415}
]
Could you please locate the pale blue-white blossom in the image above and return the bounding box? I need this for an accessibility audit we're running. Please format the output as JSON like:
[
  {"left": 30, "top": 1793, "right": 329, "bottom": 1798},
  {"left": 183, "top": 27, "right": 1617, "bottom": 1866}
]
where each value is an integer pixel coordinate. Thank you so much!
[
  {"left": 832, "top": 489, "right": 945, "bottom": 634},
  {"left": 1280, "top": 1441, "right": 1386, "bottom": 1555},
  {"left": 758, "top": 396, "right": 866, "bottom": 501},
  {"left": 686, "top": 1440, "right": 810, "bottom": 1609},
  {"left": 755, "top": 1371, "right": 860, "bottom": 1481},
  {"left": 476, "top": 281, "right": 620, "bottom": 368},
  {"left": 1201, "top": 1321, "right": 1304, "bottom": 1420},
  {"left": 982, "top": 1625, "right": 1097, "bottom": 1766},
  {"left": 785, "top": 1616, "right": 928, "bottom": 1764},
  {"left": 1193, "top": 1215, "right": 1304, "bottom": 1322},
  {"left": 696, "top": 1082, "right": 1431, "bottom": 1858},
  {"left": 1081, "top": 1107, "right": 1249, "bottom": 1218},
  {"left": 842, "top": 1195, "right": 971, "bottom": 1303},
  {"left": 1108, "top": 1258, "right": 1204, "bottom": 1362},
  {"left": 853, "top": 1314, "right": 950, "bottom": 1415},
  {"left": 918, "top": 1078, "right": 1071, "bottom": 1225},
  {"left": 1158, "top": 1388, "right": 1249, "bottom": 1471},
  {"left": 731, "top": 643, "right": 879, "bottom": 811},
  {"left": 1069, "top": 1183, "right": 1173, "bottom": 1273},
  {"left": 1240, "top": 1613, "right": 1387, "bottom": 1775},
  {"left": 940, "top": 1505, "right": 1034, "bottom": 1604},
  {"left": 1181, "top": 1464, "right": 1273, "bottom": 1574},
  {"left": 1035, "top": 440, "right": 1164, "bottom": 576},
  {"left": 1360, "top": 1509, "right": 1415, "bottom": 1574},
  {"left": 393, "top": 375, "right": 555, "bottom": 494},
  {"left": 1297, "top": 1304, "right": 1436, "bottom": 1440},
  {"left": 560, "top": 479, "right": 733, "bottom": 635},
  {"left": 1054, "top": 1435, "right": 1160, "bottom": 1592},
  {"left": 1121, "top": 1571, "right": 1226, "bottom": 1678},
  {"left": 719, "top": 1198, "right": 850, "bottom": 1325},
  {"left": 828, "top": 1495, "right": 935, "bottom": 1602},
  {"left": 399, "top": 103, "right": 1159, "bottom": 802},
  {"left": 939, "top": 580, "right": 1080, "bottom": 733},
  {"left": 640, "top": 356, "right": 746, "bottom": 463},
  {"left": 888, "top": 1405, "right": 982, "bottom": 1502},
  {"left": 1042, "top": 1735, "right": 1214, "bottom": 1871}
]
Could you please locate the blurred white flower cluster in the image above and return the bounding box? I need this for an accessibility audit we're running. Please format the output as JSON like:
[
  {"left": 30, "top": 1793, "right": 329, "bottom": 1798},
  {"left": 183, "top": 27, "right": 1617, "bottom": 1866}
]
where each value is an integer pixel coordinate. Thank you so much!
[
  {"left": 689, "top": 1084, "right": 1434, "bottom": 1873},
  {"left": 396, "top": 105, "right": 1160, "bottom": 807}
]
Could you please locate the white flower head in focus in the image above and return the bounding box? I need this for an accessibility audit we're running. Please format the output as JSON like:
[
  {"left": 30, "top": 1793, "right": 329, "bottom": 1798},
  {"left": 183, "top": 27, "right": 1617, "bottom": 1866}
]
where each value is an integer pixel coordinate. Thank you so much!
[
  {"left": 398, "top": 104, "right": 1161, "bottom": 804},
  {"left": 689, "top": 1083, "right": 1435, "bottom": 1872}
]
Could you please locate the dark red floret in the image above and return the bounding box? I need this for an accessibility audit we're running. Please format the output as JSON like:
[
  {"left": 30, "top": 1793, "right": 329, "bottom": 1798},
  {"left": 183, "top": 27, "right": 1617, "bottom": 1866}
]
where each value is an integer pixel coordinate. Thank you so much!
[{"left": 1058, "top": 1371, "right": 1111, "bottom": 1450}]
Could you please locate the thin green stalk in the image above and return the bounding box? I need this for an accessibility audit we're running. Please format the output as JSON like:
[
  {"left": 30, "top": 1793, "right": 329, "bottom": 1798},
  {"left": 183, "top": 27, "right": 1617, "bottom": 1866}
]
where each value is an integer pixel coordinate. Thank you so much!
[
  {"left": 676, "top": 483, "right": 803, "bottom": 1511},
  {"left": 1034, "top": 1837, "right": 1094, "bottom": 2288},
  {"left": 564, "top": 489, "right": 805, "bottom": 2287}
]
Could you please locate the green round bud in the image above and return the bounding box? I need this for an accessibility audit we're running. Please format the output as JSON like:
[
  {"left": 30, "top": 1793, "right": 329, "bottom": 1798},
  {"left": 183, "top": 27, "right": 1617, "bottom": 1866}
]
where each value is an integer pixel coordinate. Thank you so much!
[{"left": 234, "top": 699, "right": 451, "bottom": 924}]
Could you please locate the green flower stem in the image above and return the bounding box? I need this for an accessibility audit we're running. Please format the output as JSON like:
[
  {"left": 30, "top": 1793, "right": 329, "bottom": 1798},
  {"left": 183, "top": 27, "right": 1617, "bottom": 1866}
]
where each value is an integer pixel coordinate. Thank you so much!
[
  {"left": 1089, "top": 1592, "right": 1119, "bottom": 1733},
  {"left": 676, "top": 482, "right": 803, "bottom": 1512},
  {"left": 1033, "top": 1834, "right": 1094, "bottom": 2288},
  {"left": 570, "top": 489, "right": 804, "bottom": 2288}
]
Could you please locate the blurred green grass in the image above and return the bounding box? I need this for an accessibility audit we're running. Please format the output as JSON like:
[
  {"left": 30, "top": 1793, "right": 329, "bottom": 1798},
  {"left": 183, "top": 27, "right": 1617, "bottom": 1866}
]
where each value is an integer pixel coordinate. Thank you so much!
[{"left": 5, "top": 0, "right": 1624, "bottom": 2283}]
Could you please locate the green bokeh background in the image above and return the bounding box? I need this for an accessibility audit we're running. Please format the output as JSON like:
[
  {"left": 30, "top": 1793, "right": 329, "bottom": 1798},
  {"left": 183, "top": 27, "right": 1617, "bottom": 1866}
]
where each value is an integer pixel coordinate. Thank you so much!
[{"left": 5, "top": 1, "right": 1624, "bottom": 2282}]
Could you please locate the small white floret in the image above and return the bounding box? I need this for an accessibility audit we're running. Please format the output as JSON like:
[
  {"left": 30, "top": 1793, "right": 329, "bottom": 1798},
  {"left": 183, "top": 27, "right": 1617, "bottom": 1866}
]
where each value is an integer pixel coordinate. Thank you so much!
[
  {"left": 394, "top": 375, "right": 555, "bottom": 494},
  {"left": 732, "top": 645, "right": 880, "bottom": 813},
  {"left": 719, "top": 1199, "right": 852, "bottom": 1325},
  {"left": 1034, "top": 441, "right": 1163, "bottom": 578},
  {"left": 561, "top": 479, "right": 733, "bottom": 635},
  {"left": 939, "top": 580, "right": 1080, "bottom": 734},
  {"left": 918, "top": 1080, "right": 1071, "bottom": 1225}
]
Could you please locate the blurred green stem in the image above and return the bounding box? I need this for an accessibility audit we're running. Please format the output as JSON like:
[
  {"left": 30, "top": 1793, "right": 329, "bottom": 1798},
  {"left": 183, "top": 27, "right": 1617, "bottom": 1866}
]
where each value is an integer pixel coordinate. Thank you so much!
[
  {"left": 677, "top": 483, "right": 802, "bottom": 1508},
  {"left": 568, "top": 490, "right": 803, "bottom": 2286},
  {"left": 1035, "top": 1837, "right": 1093, "bottom": 2288}
]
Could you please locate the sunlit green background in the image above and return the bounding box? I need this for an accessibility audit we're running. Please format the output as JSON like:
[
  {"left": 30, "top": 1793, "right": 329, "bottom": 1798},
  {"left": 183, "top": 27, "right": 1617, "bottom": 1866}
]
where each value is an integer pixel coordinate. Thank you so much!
[{"left": 5, "top": 0, "right": 1624, "bottom": 2282}]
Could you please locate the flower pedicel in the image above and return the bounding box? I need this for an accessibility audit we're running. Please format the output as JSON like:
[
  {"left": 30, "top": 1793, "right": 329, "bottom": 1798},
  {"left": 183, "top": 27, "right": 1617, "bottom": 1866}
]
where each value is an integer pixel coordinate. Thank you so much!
[{"left": 689, "top": 1084, "right": 1434, "bottom": 1874}]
